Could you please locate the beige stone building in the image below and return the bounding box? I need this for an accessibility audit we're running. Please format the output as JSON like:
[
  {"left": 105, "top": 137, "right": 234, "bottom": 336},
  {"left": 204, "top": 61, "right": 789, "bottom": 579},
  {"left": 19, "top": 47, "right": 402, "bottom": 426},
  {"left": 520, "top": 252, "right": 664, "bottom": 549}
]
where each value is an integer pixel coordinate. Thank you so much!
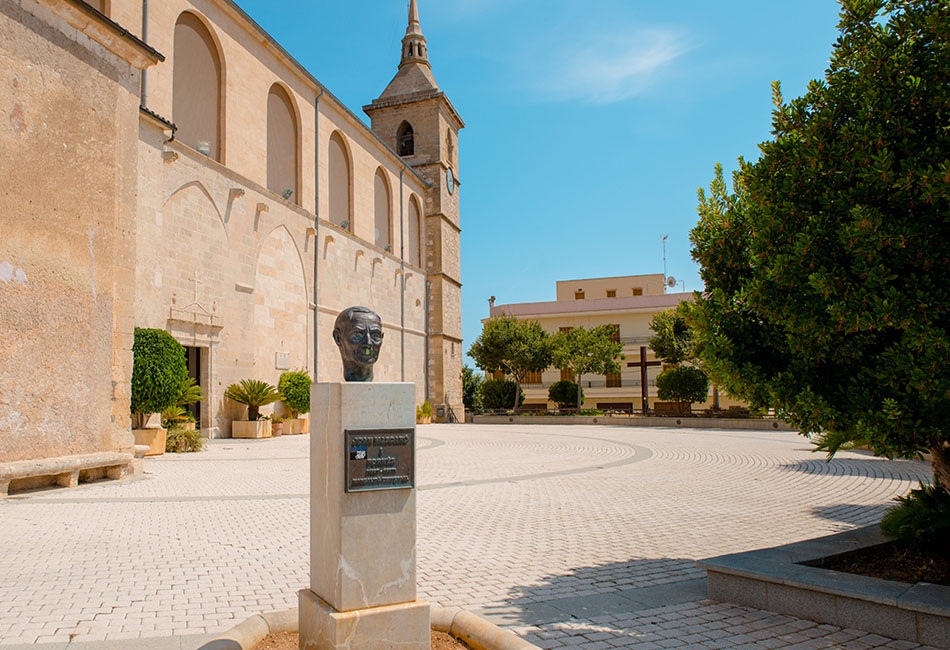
[
  {"left": 488, "top": 274, "right": 740, "bottom": 412},
  {"left": 0, "top": 0, "right": 463, "bottom": 474}
]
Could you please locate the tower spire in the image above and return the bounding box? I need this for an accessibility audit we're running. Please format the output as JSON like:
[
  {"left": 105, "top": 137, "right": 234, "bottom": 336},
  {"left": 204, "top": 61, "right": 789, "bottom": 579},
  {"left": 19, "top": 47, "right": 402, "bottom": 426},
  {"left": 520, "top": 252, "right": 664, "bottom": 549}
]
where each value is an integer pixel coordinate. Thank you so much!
[{"left": 401, "top": 0, "right": 429, "bottom": 68}]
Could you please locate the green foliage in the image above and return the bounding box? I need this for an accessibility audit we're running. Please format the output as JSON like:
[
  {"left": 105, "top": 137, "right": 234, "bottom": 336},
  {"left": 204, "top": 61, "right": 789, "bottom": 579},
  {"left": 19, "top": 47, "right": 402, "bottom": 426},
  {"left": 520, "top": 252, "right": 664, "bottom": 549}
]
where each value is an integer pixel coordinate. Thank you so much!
[
  {"left": 165, "top": 426, "right": 204, "bottom": 453},
  {"left": 468, "top": 317, "right": 551, "bottom": 408},
  {"left": 416, "top": 400, "right": 432, "bottom": 420},
  {"left": 175, "top": 377, "right": 205, "bottom": 407},
  {"left": 550, "top": 325, "right": 624, "bottom": 410},
  {"left": 880, "top": 482, "right": 950, "bottom": 550},
  {"left": 656, "top": 366, "right": 710, "bottom": 412},
  {"left": 160, "top": 405, "right": 194, "bottom": 429},
  {"left": 688, "top": 0, "right": 950, "bottom": 484},
  {"left": 479, "top": 379, "right": 524, "bottom": 411},
  {"left": 649, "top": 307, "right": 695, "bottom": 365},
  {"left": 461, "top": 365, "right": 484, "bottom": 413},
  {"left": 130, "top": 328, "right": 188, "bottom": 428},
  {"left": 548, "top": 380, "right": 583, "bottom": 409},
  {"left": 224, "top": 379, "right": 282, "bottom": 421},
  {"left": 278, "top": 370, "right": 311, "bottom": 418}
]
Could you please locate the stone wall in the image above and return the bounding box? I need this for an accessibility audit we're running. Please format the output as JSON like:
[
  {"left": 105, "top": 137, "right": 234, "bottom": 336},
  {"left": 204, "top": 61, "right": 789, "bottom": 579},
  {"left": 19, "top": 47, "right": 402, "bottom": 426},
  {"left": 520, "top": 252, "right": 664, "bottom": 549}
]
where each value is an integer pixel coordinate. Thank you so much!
[{"left": 0, "top": 0, "right": 156, "bottom": 462}]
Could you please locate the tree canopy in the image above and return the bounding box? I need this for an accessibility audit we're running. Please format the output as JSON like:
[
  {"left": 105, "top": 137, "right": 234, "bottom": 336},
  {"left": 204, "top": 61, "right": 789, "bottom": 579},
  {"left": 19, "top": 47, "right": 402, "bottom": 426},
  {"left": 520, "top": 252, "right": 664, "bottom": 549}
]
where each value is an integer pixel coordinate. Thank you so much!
[
  {"left": 468, "top": 316, "right": 551, "bottom": 409},
  {"left": 689, "top": 0, "right": 950, "bottom": 485},
  {"left": 550, "top": 325, "right": 624, "bottom": 410},
  {"left": 649, "top": 307, "right": 695, "bottom": 365}
]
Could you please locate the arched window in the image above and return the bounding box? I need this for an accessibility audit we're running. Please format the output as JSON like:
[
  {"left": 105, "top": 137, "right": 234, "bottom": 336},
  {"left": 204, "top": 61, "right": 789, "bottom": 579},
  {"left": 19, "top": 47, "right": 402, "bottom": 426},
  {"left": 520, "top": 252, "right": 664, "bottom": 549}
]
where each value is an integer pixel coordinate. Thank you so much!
[
  {"left": 397, "top": 121, "right": 414, "bottom": 157},
  {"left": 374, "top": 168, "right": 392, "bottom": 251},
  {"left": 173, "top": 12, "right": 222, "bottom": 161},
  {"left": 266, "top": 84, "right": 298, "bottom": 204},
  {"left": 328, "top": 132, "right": 351, "bottom": 230},
  {"left": 408, "top": 196, "right": 422, "bottom": 267}
]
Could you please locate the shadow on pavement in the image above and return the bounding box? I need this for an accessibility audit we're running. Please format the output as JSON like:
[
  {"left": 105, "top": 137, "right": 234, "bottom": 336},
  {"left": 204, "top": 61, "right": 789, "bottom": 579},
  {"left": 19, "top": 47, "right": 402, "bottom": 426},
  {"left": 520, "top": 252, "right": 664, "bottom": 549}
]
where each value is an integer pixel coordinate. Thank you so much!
[{"left": 472, "top": 557, "right": 707, "bottom": 627}]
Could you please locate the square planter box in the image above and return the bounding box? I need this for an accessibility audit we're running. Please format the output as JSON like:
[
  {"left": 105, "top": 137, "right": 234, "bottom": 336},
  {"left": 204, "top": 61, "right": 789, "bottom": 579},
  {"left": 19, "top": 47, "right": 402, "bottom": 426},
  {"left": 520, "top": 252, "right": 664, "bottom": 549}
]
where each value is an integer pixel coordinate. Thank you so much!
[
  {"left": 288, "top": 417, "right": 309, "bottom": 434},
  {"left": 132, "top": 428, "right": 167, "bottom": 456},
  {"left": 232, "top": 420, "right": 271, "bottom": 439}
]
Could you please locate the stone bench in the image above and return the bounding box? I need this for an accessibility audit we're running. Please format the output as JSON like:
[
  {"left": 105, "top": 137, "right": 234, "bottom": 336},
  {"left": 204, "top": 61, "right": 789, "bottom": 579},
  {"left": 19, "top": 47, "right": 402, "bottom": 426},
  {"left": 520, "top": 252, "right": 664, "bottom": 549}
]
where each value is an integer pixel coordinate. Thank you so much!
[{"left": 0, "top": 451, "right": 136, "bottom": 496}]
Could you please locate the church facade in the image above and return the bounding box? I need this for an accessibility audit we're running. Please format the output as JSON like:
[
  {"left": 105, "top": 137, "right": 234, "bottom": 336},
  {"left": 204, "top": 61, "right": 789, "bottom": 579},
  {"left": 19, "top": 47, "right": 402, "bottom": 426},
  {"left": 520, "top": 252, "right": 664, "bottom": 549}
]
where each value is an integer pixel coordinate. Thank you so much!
[{"left": 0, "top": 0, "right": 463, "bottom": 468}]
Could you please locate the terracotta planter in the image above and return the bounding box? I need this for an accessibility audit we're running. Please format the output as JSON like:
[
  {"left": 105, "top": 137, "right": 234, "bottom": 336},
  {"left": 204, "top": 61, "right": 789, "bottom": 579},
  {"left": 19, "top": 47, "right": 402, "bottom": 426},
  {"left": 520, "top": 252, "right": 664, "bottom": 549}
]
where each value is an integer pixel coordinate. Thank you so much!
[
  {"left": 232, "top": 420, "right": 271, "bottom": 439},
  {"left": 271, "top": 422, "right": 284, "bottom": 437},
  {"left": 132, "top": 428, "right": 167, "bottom": 456}
]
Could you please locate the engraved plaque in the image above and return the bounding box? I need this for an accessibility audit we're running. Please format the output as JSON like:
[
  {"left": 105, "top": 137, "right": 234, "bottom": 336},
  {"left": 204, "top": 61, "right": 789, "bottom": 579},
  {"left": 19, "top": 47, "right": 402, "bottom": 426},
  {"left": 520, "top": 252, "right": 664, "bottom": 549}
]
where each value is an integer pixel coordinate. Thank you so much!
[{"left": 345, "top": 428, "right": 414, "bottom": 492}]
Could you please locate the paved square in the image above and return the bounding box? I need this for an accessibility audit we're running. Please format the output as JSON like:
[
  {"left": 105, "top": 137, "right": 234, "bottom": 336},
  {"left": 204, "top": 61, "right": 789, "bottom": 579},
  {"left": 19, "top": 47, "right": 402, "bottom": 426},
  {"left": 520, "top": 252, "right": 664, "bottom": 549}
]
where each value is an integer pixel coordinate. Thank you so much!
[{"left": 0, "top": 424, "right": 938, "bottom": 649}]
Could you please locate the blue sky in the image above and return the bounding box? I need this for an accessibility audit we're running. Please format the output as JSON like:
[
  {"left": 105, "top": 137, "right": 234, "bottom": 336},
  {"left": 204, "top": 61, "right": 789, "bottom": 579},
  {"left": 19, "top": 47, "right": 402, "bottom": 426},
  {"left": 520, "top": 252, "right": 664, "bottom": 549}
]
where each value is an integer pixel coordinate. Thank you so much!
[{"left": 234, "top": 0, "right": 844, "bottom": 360}]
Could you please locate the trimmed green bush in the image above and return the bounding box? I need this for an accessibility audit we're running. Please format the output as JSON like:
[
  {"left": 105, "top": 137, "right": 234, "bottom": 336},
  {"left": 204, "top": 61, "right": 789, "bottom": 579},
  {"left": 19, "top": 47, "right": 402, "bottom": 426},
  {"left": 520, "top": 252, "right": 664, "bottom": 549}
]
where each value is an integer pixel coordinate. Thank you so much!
[
  {"left": 130, "top": 328, "right": 188, "bottom": 429},
  {"left": 479, "top": 379, "right": 524, "bottom": 411},
  {"left": 656, "top": 366, "right": 710, "bottom": 414},
  {"left": 224, "top": 379, "right": 282, "bottom": 421},
  {"left": 416, "top": 400, "right": 432, "bottom": 421},
  {"left": 278, "top": 369, "right": 311, "bottom": 418},
  {"left": 548, "top": 380, "right": 582, "bottom": 409}
]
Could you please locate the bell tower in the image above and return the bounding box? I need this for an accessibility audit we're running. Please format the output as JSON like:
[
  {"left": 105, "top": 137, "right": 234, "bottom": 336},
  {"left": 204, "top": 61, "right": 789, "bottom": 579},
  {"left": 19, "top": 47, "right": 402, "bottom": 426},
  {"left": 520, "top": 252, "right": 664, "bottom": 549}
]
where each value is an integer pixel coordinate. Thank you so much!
[{"left": 364, "top": 0, "right": 465, "bottom": 421}]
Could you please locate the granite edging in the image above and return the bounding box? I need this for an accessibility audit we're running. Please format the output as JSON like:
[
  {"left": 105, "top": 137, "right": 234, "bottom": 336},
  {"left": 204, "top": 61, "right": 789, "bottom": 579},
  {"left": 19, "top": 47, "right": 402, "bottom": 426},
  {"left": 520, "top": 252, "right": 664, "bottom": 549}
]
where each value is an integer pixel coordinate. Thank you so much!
[{"left": 698, "top": 525, "right": 950, "bottom": 647}]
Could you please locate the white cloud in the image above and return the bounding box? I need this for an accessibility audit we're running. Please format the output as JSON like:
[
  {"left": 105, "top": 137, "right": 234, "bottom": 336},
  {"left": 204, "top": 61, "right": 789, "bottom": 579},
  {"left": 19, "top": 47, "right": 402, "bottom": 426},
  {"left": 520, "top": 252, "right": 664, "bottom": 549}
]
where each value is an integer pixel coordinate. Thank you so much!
[{"left": 521, "top": 25, "right": 692, "bottom": 104}]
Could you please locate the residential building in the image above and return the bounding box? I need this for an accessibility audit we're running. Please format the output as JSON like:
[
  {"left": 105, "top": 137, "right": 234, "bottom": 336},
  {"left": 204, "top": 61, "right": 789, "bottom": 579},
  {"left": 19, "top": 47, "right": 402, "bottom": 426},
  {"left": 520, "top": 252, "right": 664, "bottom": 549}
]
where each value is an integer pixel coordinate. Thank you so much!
[{"left": 488, "top": 274, "right": 741, "bottom": 412}]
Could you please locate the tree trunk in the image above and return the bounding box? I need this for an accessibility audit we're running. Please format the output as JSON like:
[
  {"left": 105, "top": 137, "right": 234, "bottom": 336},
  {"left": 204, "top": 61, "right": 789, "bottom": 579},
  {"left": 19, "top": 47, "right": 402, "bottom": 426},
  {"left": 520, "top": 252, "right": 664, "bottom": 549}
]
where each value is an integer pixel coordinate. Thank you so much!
[
  {"left": 931, "top": 440, "right": 950, "bottom": 488},
  {"left": 576, "top": 373, "right": 583, "bottom": 412},
  {"left": 512, "top": 378, "right": 521, "bottom": 412}
]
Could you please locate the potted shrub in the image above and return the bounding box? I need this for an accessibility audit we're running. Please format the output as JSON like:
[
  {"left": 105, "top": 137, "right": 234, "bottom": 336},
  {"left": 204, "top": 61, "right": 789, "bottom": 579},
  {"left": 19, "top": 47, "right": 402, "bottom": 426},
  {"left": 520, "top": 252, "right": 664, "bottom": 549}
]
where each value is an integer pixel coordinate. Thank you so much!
[
  {"left": 278, "top": 369, "right": 311, "bottom": 434},
  {"left": 161, "top": 377, "right": 205, "bottom": 431},
  {"left": 224, "top": 379, "right": 282, "bottom": 438},
  {"left": 416, "top": 400, "right": 432, "bottom": 424},
  {"left": 270, "top": 415, "right": 285, "bottom": 437},
  {"left": 130, "top": 327, "right": 188, "bottom": 456}
]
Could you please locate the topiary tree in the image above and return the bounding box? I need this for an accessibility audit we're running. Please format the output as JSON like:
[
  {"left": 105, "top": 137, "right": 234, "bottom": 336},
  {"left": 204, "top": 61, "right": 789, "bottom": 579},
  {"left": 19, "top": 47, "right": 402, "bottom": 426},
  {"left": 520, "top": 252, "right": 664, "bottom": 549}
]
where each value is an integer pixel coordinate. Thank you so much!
[
  {"left": 479, "top": 379, "right": 523, "bottom": 411},
  {"left": 655, "top": 366, "right": 710, "bottom": 416},
  {"left": 278, "top": 369, "right": 311, "bottom": 418},
  {"left": 130, "top": 327, "right": 188, "bottom": 429},
  {"left": 689, "top": 0, "right": 950, "bottom": 487},
  {"left": 548, "top": 380, "right": 583, "bottom": 410},
  {"left": 224, "top": 379, "right": 282, "bottom": 421}
]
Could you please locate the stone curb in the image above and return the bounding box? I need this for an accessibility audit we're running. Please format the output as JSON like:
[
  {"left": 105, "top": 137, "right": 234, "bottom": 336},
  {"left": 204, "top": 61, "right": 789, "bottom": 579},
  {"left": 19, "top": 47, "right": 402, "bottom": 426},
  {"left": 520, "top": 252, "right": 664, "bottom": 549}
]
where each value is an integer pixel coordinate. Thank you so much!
[{"left": 194, "top": 605, "right": 541, "bottom": 650}]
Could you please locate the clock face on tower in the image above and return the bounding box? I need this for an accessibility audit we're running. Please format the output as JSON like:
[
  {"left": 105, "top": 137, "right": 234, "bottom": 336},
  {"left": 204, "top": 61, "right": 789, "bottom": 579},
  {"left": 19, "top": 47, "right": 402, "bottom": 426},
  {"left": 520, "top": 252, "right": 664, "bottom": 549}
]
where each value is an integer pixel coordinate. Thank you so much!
[{"left": 446, "top": 167, "right": 455, "bottom": 195}]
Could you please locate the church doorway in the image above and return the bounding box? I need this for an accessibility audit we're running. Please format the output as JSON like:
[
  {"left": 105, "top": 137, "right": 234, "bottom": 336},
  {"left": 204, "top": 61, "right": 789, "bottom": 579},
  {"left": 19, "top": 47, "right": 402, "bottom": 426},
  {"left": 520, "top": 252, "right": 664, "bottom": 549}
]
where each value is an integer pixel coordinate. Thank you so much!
[{"left": 184, "top": 346, "right": 203, "bottom": 426}]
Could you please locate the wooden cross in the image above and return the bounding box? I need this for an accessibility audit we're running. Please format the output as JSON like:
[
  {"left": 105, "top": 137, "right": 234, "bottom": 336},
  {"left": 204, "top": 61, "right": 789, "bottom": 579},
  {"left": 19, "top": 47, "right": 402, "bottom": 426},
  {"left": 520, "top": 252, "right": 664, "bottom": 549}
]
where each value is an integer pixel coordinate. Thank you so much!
[{"left": 627, "top": 346, "right": 662, "bottom": 412}]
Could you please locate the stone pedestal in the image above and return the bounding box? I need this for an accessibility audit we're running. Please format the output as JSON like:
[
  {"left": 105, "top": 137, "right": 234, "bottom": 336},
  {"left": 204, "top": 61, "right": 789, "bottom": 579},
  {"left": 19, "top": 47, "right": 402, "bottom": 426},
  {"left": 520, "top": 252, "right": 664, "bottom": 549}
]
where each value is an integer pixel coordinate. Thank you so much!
[{"left": 299, "top": 382, "right": 429, "bottom": 650}]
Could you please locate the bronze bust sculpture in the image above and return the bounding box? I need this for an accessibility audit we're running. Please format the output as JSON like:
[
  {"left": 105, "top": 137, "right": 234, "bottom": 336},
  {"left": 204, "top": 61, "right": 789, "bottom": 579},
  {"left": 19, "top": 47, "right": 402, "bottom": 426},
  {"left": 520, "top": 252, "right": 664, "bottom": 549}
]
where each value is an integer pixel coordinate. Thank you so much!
[{"left": 333, "top": 306, "right": 384, "bottom": 382}]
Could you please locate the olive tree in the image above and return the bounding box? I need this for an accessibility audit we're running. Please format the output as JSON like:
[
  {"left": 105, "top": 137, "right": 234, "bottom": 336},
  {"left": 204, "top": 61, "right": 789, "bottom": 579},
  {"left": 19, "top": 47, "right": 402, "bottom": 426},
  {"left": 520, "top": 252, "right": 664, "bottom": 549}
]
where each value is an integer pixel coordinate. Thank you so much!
[{"left": 689, "top": 0, "right": 950, "bottom": 486}]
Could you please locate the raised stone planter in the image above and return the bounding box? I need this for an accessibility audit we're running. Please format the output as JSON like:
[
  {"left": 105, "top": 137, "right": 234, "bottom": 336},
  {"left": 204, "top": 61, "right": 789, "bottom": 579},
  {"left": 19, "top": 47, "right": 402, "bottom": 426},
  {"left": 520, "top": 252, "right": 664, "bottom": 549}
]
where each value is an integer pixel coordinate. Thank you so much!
[
  {"left": 232, "top": 420, "right": 271, "bottom": 439},
  {"left": 699, "top": 526, "right": 949, "bottom": 647},
  {"left": 132, "top": 427, "right": 167, "bottom": 456}
]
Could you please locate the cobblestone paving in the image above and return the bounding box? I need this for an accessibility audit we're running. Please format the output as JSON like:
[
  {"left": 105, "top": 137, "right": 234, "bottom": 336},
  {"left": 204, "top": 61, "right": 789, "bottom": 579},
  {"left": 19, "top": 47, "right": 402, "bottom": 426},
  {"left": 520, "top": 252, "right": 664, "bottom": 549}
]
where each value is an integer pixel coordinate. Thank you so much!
[{"left": 0, "top": 424, "right": 937, "bottom": 649}]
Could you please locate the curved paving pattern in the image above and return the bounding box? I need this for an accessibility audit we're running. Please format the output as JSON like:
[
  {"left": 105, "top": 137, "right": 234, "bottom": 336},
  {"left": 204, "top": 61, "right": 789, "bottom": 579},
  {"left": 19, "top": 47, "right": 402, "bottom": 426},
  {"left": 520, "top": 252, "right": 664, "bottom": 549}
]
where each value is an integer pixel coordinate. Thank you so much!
[{"left": 0, "top": 424, "right": 935, "bottom": 649}]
